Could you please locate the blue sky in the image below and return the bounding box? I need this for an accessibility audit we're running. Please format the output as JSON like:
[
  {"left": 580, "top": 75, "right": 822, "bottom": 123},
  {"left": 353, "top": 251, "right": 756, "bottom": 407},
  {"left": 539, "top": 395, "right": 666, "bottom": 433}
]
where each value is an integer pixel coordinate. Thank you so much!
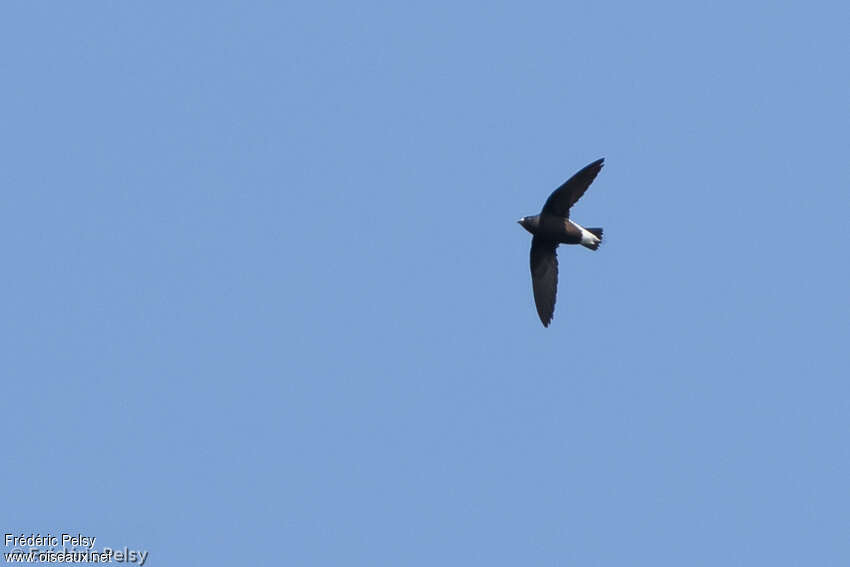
[{"left": 2, "top": 1, "right": 848, "bottom": 565}]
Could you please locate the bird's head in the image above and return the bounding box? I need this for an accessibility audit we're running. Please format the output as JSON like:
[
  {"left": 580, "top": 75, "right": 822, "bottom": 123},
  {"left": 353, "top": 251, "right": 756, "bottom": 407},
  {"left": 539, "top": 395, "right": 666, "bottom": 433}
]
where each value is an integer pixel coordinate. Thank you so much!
[{"left": 517, "top": 215, "right": 539, "bottom": 234}]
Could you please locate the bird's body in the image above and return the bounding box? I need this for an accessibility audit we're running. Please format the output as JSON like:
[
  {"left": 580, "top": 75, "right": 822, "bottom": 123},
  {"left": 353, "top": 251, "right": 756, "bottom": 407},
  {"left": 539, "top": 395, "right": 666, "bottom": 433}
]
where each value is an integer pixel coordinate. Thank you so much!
[
  {"left": 519, "top": 215, "right": 601, "bottom": 249},
  {"left": 518, "top": 158, "right": 606, "bottom": 327}
]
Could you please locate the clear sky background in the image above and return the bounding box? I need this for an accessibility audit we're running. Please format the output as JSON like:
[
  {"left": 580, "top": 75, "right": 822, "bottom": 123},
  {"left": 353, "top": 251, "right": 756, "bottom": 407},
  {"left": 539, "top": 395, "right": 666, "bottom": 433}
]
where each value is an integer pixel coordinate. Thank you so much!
[{"left": 2, "top": 2, "right": 848, "bottom": 565}]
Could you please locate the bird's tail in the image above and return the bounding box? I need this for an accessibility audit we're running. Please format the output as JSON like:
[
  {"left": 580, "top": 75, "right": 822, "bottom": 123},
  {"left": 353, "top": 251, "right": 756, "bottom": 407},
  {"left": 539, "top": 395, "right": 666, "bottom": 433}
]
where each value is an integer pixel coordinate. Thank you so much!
[{"left": 582, "top": 227, "right": 603, "bottom": 250}]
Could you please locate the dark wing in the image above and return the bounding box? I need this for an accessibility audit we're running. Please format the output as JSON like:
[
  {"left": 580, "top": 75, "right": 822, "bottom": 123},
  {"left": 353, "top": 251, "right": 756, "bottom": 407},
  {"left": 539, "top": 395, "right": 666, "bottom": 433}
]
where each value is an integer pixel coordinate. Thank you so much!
[
  {"left": 530, "top": 237, "right": 559, "bottom": 327},
  {"left": 540, "top": 158, "right": 604, "bottom": 217}
]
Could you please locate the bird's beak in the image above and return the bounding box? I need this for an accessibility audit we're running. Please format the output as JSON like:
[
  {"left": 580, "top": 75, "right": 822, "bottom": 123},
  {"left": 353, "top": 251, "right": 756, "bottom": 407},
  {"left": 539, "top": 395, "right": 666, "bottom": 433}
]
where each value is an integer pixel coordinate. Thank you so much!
[{"left": 517, "top": 219, "right": 523, "bottom": 224}]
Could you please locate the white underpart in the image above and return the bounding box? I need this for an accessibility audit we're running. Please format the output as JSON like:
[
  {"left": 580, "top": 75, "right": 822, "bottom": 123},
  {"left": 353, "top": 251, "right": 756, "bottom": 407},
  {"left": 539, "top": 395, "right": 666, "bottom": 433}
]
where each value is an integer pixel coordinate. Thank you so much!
[{"left": 570, "top": 220, "right": 599, "bottom": 246}]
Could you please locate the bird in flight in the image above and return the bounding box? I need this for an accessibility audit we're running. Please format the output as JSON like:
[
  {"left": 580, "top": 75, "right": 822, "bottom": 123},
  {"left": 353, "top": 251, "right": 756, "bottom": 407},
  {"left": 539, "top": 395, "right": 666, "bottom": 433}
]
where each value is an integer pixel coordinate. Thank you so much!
[{"left": 518, "top": 158, "right": 605, "bottom": 327}]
